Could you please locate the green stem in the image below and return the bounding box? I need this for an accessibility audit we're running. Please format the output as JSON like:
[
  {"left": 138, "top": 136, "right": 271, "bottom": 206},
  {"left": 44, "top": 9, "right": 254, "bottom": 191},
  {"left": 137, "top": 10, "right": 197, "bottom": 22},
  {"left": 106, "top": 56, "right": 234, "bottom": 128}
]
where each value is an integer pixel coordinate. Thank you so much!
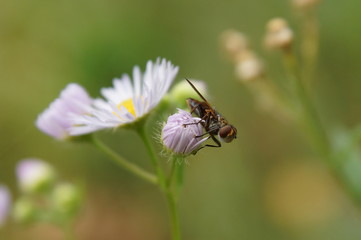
[
  {"left": 282, "top": 49, "right": 361, "bottom": 207},
  {"left": 167, "top": 156, "right": 185, "bottom": 199},
  {"left": 91, "top": 136, "right": 157, "bottom": 185},
  {"left": 167, "top": 159, "right": 177, "bottom": 188},
  {"left": 136, "top": 125, "right": 166, "bottom": 190},
  {"left": 283, "top": 49, "right": 330, "bottom": 158},
  {"left": 136, "top": 126, "right": 181, "bottom": 239},
  {"left": 249, "top": 76, "right": 294, "bottom": 120},
  {"left": 300, "top": 9, "right": 320, "bottom": 86},
  {"left": 165, "top": 188, "right": 181, "bottom": 240}
]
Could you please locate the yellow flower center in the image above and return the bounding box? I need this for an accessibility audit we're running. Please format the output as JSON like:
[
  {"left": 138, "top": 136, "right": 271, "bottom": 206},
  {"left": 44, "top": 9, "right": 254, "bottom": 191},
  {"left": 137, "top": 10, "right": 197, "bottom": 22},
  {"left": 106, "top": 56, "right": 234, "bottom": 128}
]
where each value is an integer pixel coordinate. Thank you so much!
[{"left": 115, "top": 98, "right": 136, "bottom": 118}]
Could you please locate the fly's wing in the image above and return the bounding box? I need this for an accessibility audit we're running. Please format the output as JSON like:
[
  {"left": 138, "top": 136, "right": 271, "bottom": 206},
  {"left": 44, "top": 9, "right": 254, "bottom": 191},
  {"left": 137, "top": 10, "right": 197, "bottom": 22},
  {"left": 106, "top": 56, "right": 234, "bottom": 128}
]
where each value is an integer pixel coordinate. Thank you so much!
[
  {"left": 187, "top": 98, "right": 205, "bottom": 118},
  {"left": 186, "top": 79, "right": 212, "bottom": 107},
  {"left": 186, "top": 79, "right": 217, "bottom": 118}
]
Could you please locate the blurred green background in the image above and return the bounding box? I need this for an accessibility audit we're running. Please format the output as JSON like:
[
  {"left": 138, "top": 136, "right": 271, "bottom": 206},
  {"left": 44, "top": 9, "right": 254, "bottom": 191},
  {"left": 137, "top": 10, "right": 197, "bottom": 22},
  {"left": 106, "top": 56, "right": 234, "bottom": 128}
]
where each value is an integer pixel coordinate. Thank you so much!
[{"left": 1, "top": 0, "right": 361, "bottom": 239}]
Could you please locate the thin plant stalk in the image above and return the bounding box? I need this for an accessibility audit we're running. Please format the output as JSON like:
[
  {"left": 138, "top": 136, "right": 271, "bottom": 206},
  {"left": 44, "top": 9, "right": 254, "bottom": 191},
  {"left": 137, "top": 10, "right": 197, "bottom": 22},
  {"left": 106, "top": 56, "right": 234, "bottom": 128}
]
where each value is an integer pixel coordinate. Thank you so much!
[
  {"left": 91, "top": 136, "right": 157, "bottom": 185},
  {"left": 166, "top": 156, "right": 182, "bottom": 240},
  {"left": 300, "top": 9, "right": 320, "bottom": 86},
  {"left": 137, "top": 126, "right": 182, "bottom": 240},
  {"left": 92, "top": 129, "right": 182, "bottom": 239},
  {"left": 248, "top": 76, "right": 294, "bottom": 121},
  {"left": 167, "top": 156, "right": 185, "bottom": 199},
  {"left": 136, "top": 125, "right": 167, "bottom": 190},
  {"left": 282, "top": 48, "right": 361, "bottom": 206},
  {"left": 165, "top": 188, "right": 181, "bottom": 240},
  {"left": 167, "top": 158, "right": 177, "bottom": 188},
  {"left": 283, "top": 49, "right": 330, "bottom": 157}
]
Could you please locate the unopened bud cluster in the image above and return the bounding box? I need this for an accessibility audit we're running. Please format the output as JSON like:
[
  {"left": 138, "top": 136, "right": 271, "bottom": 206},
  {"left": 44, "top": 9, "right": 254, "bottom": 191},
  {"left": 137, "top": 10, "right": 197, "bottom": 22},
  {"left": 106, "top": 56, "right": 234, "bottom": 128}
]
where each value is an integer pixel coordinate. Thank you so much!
[
  {"left": 16, "top": 159, "right": 56, "bottom": 194},
  {"left": 264, "top": 18, "right": 294, "bottom": 50},
  {"left": 12, "top": 197, "right": 35, "bottom": 224},
  {"left": 13, "top": 159, "right": 81, "bottom": 225},
  {"left": 220, "top": 30, "right": 249, "bottom": 63},
  {"left": 221, "top": 29, "right": 264, "bottom": 82},
  {"left": 51, "top": 183, "right": 82, "bottom": 217},
  {"left": 220, "top": 20, "right": 295, "bottom": 120}
]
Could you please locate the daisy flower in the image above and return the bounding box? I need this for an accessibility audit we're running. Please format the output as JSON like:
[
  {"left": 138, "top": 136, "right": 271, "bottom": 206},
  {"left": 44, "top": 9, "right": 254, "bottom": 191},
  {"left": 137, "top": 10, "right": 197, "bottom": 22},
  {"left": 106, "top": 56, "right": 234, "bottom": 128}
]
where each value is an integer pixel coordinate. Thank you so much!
[
  {"left": 69, "top": 58, "right": 179, "bottom": 136},
  {"left": 36, "top": 83, "right": 93, "bottom": 140}
]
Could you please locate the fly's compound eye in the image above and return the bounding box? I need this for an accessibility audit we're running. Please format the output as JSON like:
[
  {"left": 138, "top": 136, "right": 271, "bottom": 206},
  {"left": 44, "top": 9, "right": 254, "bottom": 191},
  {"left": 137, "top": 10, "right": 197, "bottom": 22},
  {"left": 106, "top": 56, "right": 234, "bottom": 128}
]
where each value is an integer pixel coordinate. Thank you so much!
[{"left": 219, "top": 125, "right": 237, "bottom": 143}]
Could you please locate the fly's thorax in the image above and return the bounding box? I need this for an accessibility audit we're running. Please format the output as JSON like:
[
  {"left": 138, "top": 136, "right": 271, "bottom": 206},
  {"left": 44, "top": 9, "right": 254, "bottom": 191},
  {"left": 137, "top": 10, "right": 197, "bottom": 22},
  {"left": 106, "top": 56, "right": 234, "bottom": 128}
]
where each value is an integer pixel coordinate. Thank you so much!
[
  {"left": 205, "top": 114, "right": 226, "bottom": 135},
  {"left": 218, "top": 115, "right": 229, "bottom": 127},
  {"left": 208, "top": 121, "right": 222, "bottom": 135}
]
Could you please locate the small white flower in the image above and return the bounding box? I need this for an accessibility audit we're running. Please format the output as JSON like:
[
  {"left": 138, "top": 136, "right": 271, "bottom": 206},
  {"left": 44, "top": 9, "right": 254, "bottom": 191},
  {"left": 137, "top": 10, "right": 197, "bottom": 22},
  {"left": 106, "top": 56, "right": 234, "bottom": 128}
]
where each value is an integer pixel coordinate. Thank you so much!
[
  {"left": 69, "top": 58, "right": 179, "bottom": 135},
  {"left": 36, "top": 83, "right": 93, "bottom": 140},
  {"left": 162, "top": 109, "right": 208, "bottom": 155},
  {"left": 0, "top": 185, "right": 11, "bottom": 226},
  {"left": 16, "top": 159, "right": 56, "bottom": 193}
]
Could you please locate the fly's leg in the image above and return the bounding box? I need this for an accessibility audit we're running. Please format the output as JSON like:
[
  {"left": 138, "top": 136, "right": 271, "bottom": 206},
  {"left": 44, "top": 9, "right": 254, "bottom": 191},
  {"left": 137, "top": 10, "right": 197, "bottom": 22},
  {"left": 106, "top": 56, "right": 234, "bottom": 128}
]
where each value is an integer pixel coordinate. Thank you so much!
[
  {"left": 186, "top": 99, "right": 201, "bottom": 115},
  {"left": 205, "top": 135, "right": 222, "bottom": 148},
  {"left": 192, "top": 135, "right": 221, "bottom": 155},
  {"left": 182, "top": 113, "right": 210, "bottom": 127},
  {"left": 190, "top": 104, "right": 199, "bottom": 114},
  {"left": 182, "top": 119, "right": 204, "bottom": 127}
]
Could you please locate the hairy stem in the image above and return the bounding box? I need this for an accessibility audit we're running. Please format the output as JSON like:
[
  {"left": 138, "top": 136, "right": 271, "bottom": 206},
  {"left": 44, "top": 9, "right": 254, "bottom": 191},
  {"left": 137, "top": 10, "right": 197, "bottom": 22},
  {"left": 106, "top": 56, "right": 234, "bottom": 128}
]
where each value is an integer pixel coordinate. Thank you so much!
[
  {"left": 165, "top": 188, "right": 181, "bottom": 240},
  {"left": 167, "top": 157, "right": 178, "bottom": 188},
  {"left": 136, "top": 126, "right": 181, "bottom": 239}
]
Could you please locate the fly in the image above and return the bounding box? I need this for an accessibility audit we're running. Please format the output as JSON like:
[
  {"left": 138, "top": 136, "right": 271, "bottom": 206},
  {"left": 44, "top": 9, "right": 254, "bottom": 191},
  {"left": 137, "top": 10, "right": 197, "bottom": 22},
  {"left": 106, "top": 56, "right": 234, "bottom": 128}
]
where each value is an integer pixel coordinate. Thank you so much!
[{"left": 185, "top": 79, "right": 237, "bottom": 153}]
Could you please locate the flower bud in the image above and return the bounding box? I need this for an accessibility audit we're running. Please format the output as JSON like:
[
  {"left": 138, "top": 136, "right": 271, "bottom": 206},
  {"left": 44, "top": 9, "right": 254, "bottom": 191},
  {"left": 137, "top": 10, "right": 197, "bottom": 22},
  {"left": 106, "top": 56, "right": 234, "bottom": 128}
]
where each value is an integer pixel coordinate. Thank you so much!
[
  {"left": 16, "top": 159, "right": 56, "bottom": 194},
  {"left": 169, "top": 80, "right": 207, "bottom": 108},
  {"left": 235, "top": 52, "right": 264, "bottom": 81},
  {"left": 0, "top": 185, "right": 11, "bottom": 226},
  {"left": 220, "top": 30, "right": 249, "bottom": 62},
  {"left": 12, "top": 197, "right": 36, "bottom": 224},
  {"left": 292, "top": 0, "right": 321, "bottom": 11},
  {"left": 162, "top": 109, "right": 208, "bottom": 156},
  {"left": 264, "top": 18, "right": 294, "bottom": 50},
  {"left": 51, "top": 183, "right": 82, "bottom": 218}
]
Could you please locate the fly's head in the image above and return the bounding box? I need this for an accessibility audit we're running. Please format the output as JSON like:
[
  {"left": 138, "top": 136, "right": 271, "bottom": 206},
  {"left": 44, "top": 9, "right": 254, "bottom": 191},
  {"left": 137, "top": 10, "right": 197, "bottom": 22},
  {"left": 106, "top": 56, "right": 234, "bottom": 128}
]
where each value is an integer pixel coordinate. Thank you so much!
[{"left": 218, "top": 124, "right": 237, "bottom": 143}]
